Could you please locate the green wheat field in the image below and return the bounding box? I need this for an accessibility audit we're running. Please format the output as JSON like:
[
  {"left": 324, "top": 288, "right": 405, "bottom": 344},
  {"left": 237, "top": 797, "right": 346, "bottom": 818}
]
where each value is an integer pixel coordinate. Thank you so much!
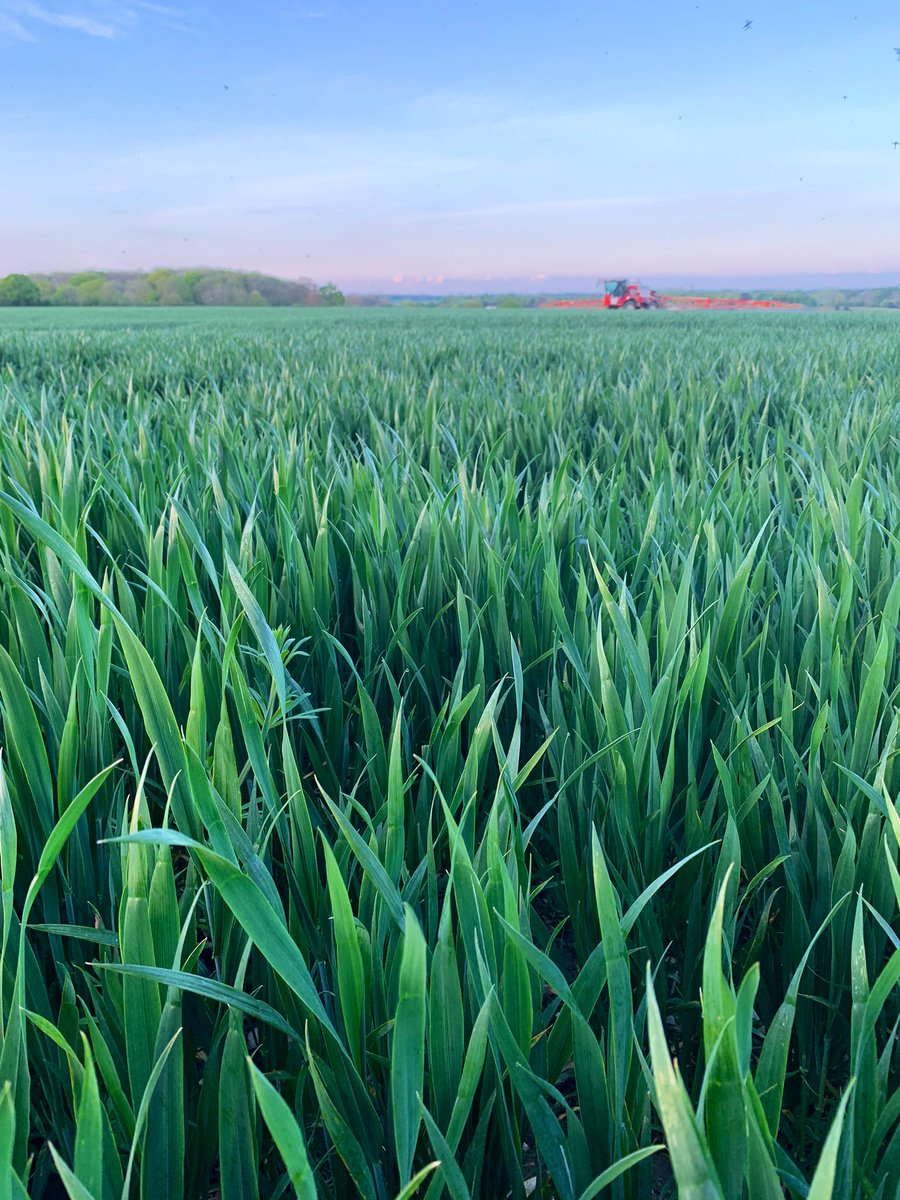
[{"left": 2, "top": 306, "right": 900, "bottom": 1200}]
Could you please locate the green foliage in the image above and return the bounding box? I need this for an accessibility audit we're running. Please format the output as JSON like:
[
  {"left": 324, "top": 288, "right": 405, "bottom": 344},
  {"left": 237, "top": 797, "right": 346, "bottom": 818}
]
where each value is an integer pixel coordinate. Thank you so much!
[
  {"left": 0, "top": 306, "right": 898, "bottom": 1198},
  {"left": 318, "top": 283, "right": 345, "bottom": 306},
  {"left": 10, "top": 270, "right": 332, "bottom": 308},
  {"left": 0, "top": 275, "right": 42, "bottom": 307}
]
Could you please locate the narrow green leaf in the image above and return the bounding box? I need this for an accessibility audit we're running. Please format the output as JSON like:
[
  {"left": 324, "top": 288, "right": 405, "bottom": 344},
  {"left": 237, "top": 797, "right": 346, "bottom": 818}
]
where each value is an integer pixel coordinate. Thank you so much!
[
  {"left": 219, "top": 1012, "right": 259, "bottom": 1200},
  {"left": 645, "top": 964, "right": 724, "bottom": 1199},
  {"left": 249, "top": 1060, "right": 318, "bottom": 1200},
  {"left": 421, "top": 1105, "right": 472, "bottom": 1200},
  {"left": 392, "top": 905, "right": 427, "bottom": 1186},
  {"left": 807, "top": 1084, "right": 854, "bottom": 1200},
  {"left": 576, "top": 1147, "right": 662, "bottom": 1200},
  {"left": 73, "top": 1037, "right": 104, "bottom": 1200}
]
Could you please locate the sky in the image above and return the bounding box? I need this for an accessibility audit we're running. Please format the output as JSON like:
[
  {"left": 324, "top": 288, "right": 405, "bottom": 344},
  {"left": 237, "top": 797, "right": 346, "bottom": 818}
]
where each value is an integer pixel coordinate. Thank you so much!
[{"left": 1, "top": 0, "right": 899, "bottom": 293}]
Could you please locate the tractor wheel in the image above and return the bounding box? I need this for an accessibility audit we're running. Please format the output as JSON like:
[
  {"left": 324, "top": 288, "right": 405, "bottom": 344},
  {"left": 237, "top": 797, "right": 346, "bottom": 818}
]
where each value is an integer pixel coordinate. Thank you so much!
[
  {"left": 649, "top": 300, "right": 660, "bottom": 309},
  {"left": 622, "top": 299, "right": 636, "bottom": 309}
]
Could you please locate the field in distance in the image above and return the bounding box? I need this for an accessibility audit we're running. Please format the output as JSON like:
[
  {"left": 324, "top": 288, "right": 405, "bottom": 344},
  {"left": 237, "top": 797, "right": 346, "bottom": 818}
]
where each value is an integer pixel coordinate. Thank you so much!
[{"left": 1, "top": 306, "right": 899, "bottom": 1199}]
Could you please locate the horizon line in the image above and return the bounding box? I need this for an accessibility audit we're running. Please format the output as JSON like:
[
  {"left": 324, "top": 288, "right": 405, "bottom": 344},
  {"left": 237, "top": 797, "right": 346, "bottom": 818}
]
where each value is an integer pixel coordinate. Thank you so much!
[{"left": 6, "top": 264, "right": 900, "bottom": 297}]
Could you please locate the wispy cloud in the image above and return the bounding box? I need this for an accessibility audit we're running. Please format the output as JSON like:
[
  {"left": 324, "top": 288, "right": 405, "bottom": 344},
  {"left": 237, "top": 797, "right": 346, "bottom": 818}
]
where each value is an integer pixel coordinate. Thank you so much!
[
  {"left": 91, "top": 128, "right": 482, "bottom": 217},
  {"left": 415, "top": 185, "right": 791, "bottom": 223},
  {"left": 280, "top": 3, "right": 330, "bottom": 17},
  {"left": 0, "top": 0, "right": 186, "bottom": 39},
  {"left": 12, "top": 2, "right": 116, "bottom": 37},
  {"left": 414, "top": 196, "right": 667, "bottom": 222},
  {"left": 130, "top": 1, "right": 185, "bottom": 14},
  {"left": 0, "top": 10, "right": 32, "bottom": 36}
]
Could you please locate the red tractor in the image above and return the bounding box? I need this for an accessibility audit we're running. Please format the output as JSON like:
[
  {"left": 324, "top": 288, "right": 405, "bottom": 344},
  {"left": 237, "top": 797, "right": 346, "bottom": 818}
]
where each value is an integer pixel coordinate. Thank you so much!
[
  {"left": 600, "top": 278, "right": 661, "bottom": 309},
  {"left": 540, "top": 282, "right": 804, "bottom": 312}
]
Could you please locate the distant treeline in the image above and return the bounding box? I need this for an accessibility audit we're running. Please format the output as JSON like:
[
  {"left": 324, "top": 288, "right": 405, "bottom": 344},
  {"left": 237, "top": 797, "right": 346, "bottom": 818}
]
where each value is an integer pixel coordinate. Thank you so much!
[
  {"left": 0, "top": 269, "right": 388, "bottom": 308},
  {"left": 1, "top": 270, "right": 899, "bottom": 310}
]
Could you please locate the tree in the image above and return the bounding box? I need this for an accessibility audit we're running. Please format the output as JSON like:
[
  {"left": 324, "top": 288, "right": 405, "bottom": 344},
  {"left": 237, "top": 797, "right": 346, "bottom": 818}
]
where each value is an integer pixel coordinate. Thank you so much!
[
  {"left": 319, "top": 283, "right": 346, "bottom": 307},
  {"left": 10, "top": 269, "right": 352, "bottom": 308},
  {"left": 75, "top": 278, "right": 121, "bottom": 306},
  {"left": 177, "top": 270, "right": 205, "bottom": 304},
  {"left": 0, "top": 274, "right": 42, "bottom": 306}
]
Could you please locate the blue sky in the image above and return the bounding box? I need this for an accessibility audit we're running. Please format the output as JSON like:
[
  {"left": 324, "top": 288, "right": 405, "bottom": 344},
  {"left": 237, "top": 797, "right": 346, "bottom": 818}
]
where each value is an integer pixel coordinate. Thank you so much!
[{"left": 1, "top": 0, "right": 899, "bottom": 292}]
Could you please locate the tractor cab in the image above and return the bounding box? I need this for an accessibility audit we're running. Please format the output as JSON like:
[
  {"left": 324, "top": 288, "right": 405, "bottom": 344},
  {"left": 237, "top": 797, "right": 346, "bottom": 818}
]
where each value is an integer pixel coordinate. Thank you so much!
[
  {"left": 600, "top": 279, "right": 635, "bottom": 308},
  {"left": 597, "top": 278, "right": 660, "bottom": 309}
]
